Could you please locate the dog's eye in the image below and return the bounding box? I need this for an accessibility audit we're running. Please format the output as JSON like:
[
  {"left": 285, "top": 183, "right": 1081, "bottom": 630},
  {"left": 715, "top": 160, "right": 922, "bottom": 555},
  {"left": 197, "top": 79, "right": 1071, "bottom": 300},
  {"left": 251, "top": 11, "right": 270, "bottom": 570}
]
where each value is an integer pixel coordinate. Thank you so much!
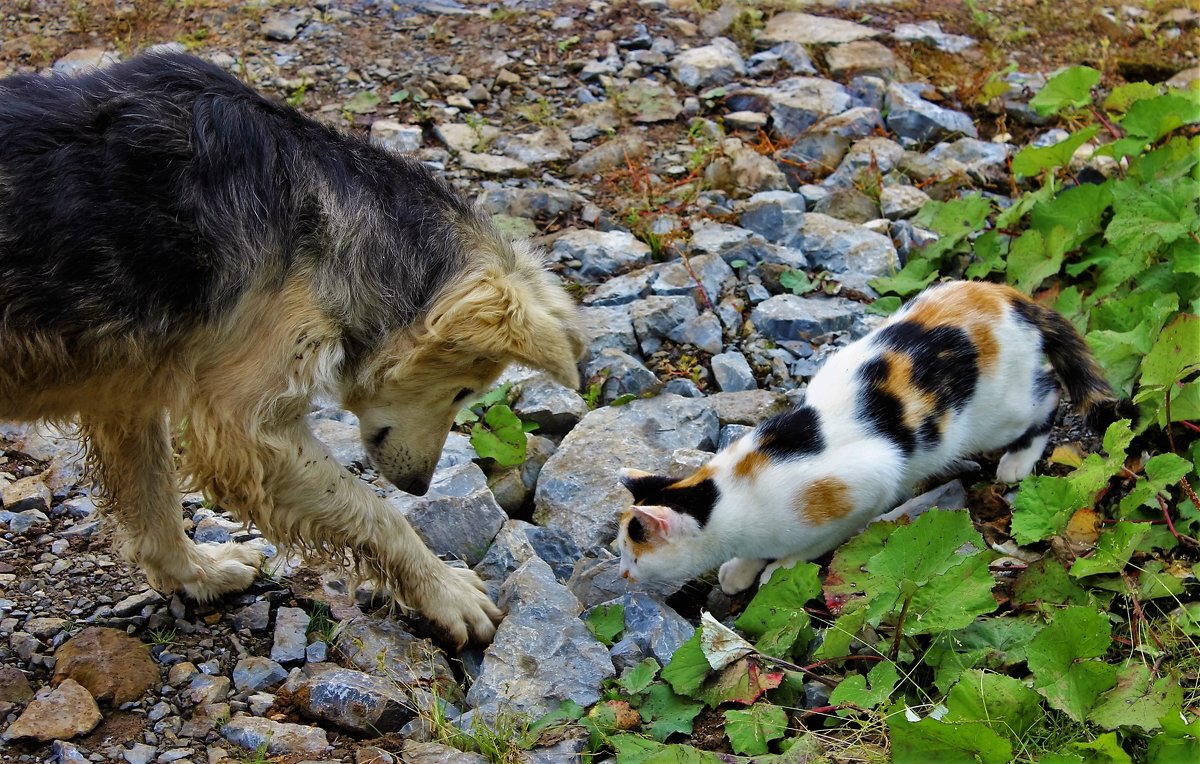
[{"left": 453, "top": 388, "right": 474, "bottom": 403}]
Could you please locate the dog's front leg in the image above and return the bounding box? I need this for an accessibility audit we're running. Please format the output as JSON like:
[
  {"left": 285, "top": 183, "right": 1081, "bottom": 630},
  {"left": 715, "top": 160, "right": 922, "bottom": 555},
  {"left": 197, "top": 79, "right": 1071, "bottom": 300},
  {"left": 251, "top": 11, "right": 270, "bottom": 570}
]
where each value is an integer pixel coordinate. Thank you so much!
[{"left": 244, "top": 421, "right": 502, "bottom": 648}]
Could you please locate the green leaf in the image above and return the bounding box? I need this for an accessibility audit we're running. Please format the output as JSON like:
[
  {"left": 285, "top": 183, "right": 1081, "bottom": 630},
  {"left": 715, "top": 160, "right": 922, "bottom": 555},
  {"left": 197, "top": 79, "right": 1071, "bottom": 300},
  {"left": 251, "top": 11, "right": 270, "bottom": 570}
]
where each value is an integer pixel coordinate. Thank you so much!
[
  {"left": 1013, "top": 559, "right": 1090, "bottom": 608},
  {"left": 661, "top": 631, "right": 709, "bottom": 698},
  {"left": 735, "top": 562, "right": 821, "bottom": 658},
  {"left": 638, "top": 683, "right": 704, "bottom": 742},
  {"left": 924, "top": 618, "right": 1043, "bottom": 692},
  {"left": 344, "top": 90, "right": 381, "bottom": 114},
  {"left": 618, "top": 658, "right": 661, "bottom": 695},
  {"left": 811, "top": 606, "right": 867, "bottom": 661},
  {"left": 1027, "top": 606, "right": 1118, "bottom": 721},
  {"left": 1119, "top": 93, "right": 1200, "bottom": 142},
  {"left": 1103, "top": 82, "right": 1163, "bottom": 113},
  {"left": 779, "top": 270, "right": 818, "bottom": 295},
  {"left": 610, "top": 736, "right": 724, "bottom": 764},
  {"left": 723, "top": 703, "right": 788, "bottom": 756},
  {"left": 527, "top": 699, "right": 586, "bottom": 739},
  {"left": 1030, "top": 66, "right": 1101, "bottom": 116},
  {"left": 1069, "top": 521, "right": 1152, "bottom": 578},
  {"left": 1012, "top": 126, "right": 1100, "bottom": 178},
  {"left": 470, "top": 404, "right": 528, "bottom": 466},
  {"left": 1106, "top": 180, "right": 1200, "bottom": 257},
  {"left": 1140, "top": 314, "right": 1200, "bottom": 388},
  {"left": 825, "top": 520, "right": 894, "bottom": 601},
  {"left": 388, "top": 88, "right": 410, "bottom": 104},
  {"left": 1118, "top": 453, "right": 1194, "bottom": 515},
  {"left": 1071, "top": 731, "right": 1133, "bottom": 764},
  {"left": 828, "top": 659, "right": 899, "bottom": 709},
  {"left": 888, "top": 715, "right": 1013, "bottom": 764},
  {"left": 693, "top": 658, "right": 784, "bottom": 708},
  {"left": 913, "top": 194, "right": 995, "bottom": 260},
  {"left": 585, "top": 603, "right": 625, "bottom": 647},
  {"left": 943, "top": 668, "right": 1043, "bottom": 738},
  {"left": 1006, "top": 227, "right": 1068, "bottom": 294},
  {"left": 640, "top": 746, "right": 724, "bottom": 764},
  {"left": 1089, "top": 662, "right": 1183, "bottom": 732},
  {"left": 1135, "top": 561, "right": 1187, "bottom": 600},
  {"left": 965, "top": 229, "right": 1008, "bottom": 279},
  {"left": 1029, "top": 181, "right": 1113, "bottom": 252},
  {"left": 1010, "top": 475, "right": 1084, "bottom": 544},
  {"left": 869, "top": 256, "right": 939, "bottom": 298},
  {"left": 865, "top": 295, "right": 902, "bottom": 316}
]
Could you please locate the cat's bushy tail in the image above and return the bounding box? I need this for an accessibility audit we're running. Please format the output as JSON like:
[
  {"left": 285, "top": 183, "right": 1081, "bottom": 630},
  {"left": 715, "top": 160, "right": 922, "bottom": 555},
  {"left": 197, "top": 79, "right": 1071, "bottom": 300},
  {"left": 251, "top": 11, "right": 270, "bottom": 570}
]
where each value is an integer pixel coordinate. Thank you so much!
[{"left": 1016, "top": 297, "right": 1139, "bottom": 433}]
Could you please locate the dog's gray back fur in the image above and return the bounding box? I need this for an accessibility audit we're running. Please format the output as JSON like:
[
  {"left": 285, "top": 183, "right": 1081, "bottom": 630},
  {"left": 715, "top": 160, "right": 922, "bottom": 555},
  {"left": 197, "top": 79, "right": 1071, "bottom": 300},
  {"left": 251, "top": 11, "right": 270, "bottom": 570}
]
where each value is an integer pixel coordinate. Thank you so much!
[{"left": 0, "top": 52, "right": 483, "bottom": 366}]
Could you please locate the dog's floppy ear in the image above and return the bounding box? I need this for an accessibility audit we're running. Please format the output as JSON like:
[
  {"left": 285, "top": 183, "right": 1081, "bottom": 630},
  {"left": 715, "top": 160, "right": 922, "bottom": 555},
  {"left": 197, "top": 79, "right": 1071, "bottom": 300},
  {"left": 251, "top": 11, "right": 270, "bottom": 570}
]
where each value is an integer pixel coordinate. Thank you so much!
[{"left": 426, "top": 240, "right": 584, "bottom": 388}]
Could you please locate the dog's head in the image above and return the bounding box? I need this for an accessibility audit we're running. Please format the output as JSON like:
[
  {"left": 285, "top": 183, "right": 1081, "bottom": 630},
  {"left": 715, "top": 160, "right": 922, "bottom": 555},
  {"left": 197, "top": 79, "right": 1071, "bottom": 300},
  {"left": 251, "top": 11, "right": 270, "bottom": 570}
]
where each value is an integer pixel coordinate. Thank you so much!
[{"left": 346, "top": 236, "right": 583, "bottom": 495}]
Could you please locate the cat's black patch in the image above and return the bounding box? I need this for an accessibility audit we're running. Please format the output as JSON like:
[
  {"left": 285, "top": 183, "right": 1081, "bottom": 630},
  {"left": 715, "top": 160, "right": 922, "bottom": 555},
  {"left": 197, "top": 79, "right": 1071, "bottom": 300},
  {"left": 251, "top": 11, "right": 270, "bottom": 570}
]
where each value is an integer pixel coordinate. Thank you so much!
[
  {"left": 758, "top": 405, "right": 824, "bottom": 460},
  {"left": 627, "top": 516, "right": 647, "bottom": 543},
  {"left": 917, "top": 415, "right": 942, "bottom": 448},
  {"left": 858, "top": 356, "right": 916, "bottom": 453},
  {"left": 874, "top": 321, "right": 980, "bottom": 414},
  {"left": 623, "top": 473, "right": 719, "bottom": 528},
  {"left": 621, "top": 473, "right": 677, "bottom": 503}
]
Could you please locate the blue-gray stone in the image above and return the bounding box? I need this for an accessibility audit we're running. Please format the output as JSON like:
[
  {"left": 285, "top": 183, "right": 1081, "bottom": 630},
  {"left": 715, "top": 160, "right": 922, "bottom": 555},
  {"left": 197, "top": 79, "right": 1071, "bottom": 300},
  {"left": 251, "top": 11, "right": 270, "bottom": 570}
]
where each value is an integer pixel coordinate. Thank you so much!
[
  {"left": 649, "top": 254, "right": 736, "bottom": 305},
  {"left": 885, "top": 83, "right": 978, "bottom": 144},
  {"left": 387, "top": 462, "right": 506, "bottom": 567},
  {"left": 585, "top": 349, "right": 661, "bottom": 404},
  {"left": 719, "top": 424, "right": 754, "bottom": 450},
  {"left": 710, "top": 352, "right": 757, "bottom": 392},
  {"left": 663, "top": 378, "right": 705, "bottom": 398},
  {"left": 534, "top": 396, "right": 719, "bottom": 552},
  {"left": 762, "top": 77, "right": 852, "bottom": 139},
  {"left": 667, "top": 311, "right": 724, "bottom": 355},
  {"left": 739, "top": 190, "right": 807, "bottom": 244},
  {"left": 233, "top": 657, "right": 287, "bottom": 693},
  {"left": 297, "top": 665, "right": 413, "bottom": 735},
  {"left": 270, "top": 607, "right": 309, "bottom": 665},
  {"left": 751, "top": 294, "right": 864, "bottom": 341},
  {"left": 552, "top": 229, "right": 651, "bottom": 279},
  {"left": 233, "top": 602, "right": 270, "bottom": 633},
  {"left": 825, "top": 136, "right": 905, "bottom": 189},
  {"left": 512, "top": 375, "right": 589, "bottom": 435},
  {"left": 631, "top": 295, "right": 700, "bottom": 356},
  {"left": 926, "top": 138, "right": 1012, "bottom": 177},
  {"left": 578, "top": 305, "right": 639, "bottom": 364},
  {"left": 687, "top": 221, "right": 765, "bottom": 264},
  {"left": 782, "top": 213, "right": 897, "bottom": 277},
  {"left": 335, "top": 617, "right": 460, "bottom": 701},
  {"left": 669, "top": 37, "right": 745, "bottom": 90},
  {"left": 596, "top": 592, "right": 695, "bottom": 666},
  {"left": 583, "top": 269, "right": 652, "bottom": 307}
]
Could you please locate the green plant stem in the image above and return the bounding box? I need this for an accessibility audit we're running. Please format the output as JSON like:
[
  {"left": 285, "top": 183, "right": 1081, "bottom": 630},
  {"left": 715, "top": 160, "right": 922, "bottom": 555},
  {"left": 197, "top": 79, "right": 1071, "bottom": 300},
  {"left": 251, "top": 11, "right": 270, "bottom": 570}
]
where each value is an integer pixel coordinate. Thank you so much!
[{"left": 888, "top": 593, "right": 914, "bottom": 662}]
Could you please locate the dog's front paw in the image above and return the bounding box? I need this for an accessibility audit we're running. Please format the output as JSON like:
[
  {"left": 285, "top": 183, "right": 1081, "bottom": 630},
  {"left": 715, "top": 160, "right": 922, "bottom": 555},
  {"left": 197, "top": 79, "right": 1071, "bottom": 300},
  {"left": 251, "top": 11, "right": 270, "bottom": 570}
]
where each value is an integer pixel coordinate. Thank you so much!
[
  {"left": 718, "top": 557, "right": 767, "bottom": 595},
  {"left": 417, "top": 565, "right": 503, "bottom": 649}
]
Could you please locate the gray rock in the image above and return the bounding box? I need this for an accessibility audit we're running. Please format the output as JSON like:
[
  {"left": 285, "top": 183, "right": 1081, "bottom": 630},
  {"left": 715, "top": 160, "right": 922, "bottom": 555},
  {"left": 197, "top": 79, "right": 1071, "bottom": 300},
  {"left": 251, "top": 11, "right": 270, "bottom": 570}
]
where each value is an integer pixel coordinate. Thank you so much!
[
  {"left": 706, "top": 390, "right": 790, "bottom": 425},
  {"left": 782, "top": 213, "right": 898, "bottom": 277},
  {"left": 814, "top": 187, "right": 879, "bottom": 224},
  {"left": 402, "top": 740, "right": 488, "bottom": 764},
  {"left": 512, "top": 377, "right": 589, "bottom": 435},
  {"left": 1, "top": 679, "right": 100, "bottom": 743},
  {"left": 824, "top": 40, "right": 900, "bottom": 80},
  {"left": 759, "top": 77, "right": 853, "bottom": 139},
  {"left": 335, "top": 618, "right": 460, "bottom": 703},
  {"left": 631, "top": 295, "right": 700, "bottom": 355},
  {"left": 51, "top": 48, "right": 119, "bottom": 76},
  {"left": 370, "top": 120, "right": 423, "bottom": 154},
  {"left": 664, "top": 378, "right": 705, "bottom": 398},
  {"left": 233, "top": 601, "right": 271, "bottom": 633},
  {"left": 233, "top": 657, "right": 288, "bottom": 693},
  {"left": 519, "top": 727, "right": 591, "bottom": 764},
  {"left": 435, "top": 122, "right": 501, "bottom": 154},
  {"left": 566, "top": 133, "right": 647, "bottom": 177},
  {"left": 221, "top": 715, "right": 330, "bottom": 756},
  {"left": 553, "top": 229, "right": 651, "bottom": 280},
  {"left": 773, "top": 41, "right": 818, "bottom": 74},
  {"left": 262, "top": 10, "right": 310, "bottom": 41},
  {"left": 112, "top": 589, "right": 164, "bottom": 618},
  {"left": 53, "top": 495, "right": 96, "bottom": 519},
  {"left": 880, "top": 185, "right": 931, "bottom": 220},
  {"left": 534, "top": 395, "right": 719, "bottom": 551},
  {"left": 590, "top": 593, "right": 695, "bottom": 666},
  {"left": 621, "top": 79, "right": 682, "bottom": 123},
  {"left": 495, "top": 128, "right": 573, "bottom": 164},
  {"left": 670, "top": 37, "right": 746, "bottom": 90},
  {"left": 466, "top": 558, "right": 615, "bottom": 724},
  {"left": 667, "top": 311, "right": 724, "bottom": 355},
  {"left": 188, "top": 673, "right": 231, "bottom": 706},
  {"left": 849, "top": 75, "right": 889, "bottom": 111},
  {"left": 926, "top": 138, "right": 1012, "bottom": 178},
  {"left": 306, "top": 641, "right": 328, "bottom": 663},
  {"left": 1, "top": 509, "right": 48, "bottom": 535},
  {"left": 270, "top": 607, "right": 309, "bottom": 665},
  {"left": 730, "top": 144, "right": 790, "bottom": 193},
  {"left": 687, "top": 221, "right": 768, "bottom": 265},
  {"left": 475, "top": 520, "right": 582, "bottom": 591},
  {"left": 310, "top": 416, "right": 368, "bottom": 467},
  {"left": 760, "top": 12, "right": 880, "bottom": 45},
  {"left": 477, "top": 188, "right": 583, "bottom": 221},
  {"left": 567, "top": 554, "right": 678, "bottom": 610},
  {"left": 893, "top": 21, "right": 976, "bottom": 54},
  {"left": 649, "top": 253, "right": 736, "bottom": 305},
  {"left": 739, "top": 191, "right": 806, "bottom": 244},
  {"left": 389, "top": 462, "right": 507, "bottom": 567},
  {"left": 585, "top": 350, "right": 661, "bottom": 404},
  {"left": 751, "top": 294, "right": 865, "bottom": 341},
  {"left": 584, "top": 269, "right": 653, "bottom": 307},
  {"left": 578, "top": 305, "right": 639, "bottom": 363},
  {"left": 295, "top": 665, "right": 413, "bottom": 734},
  {"left": 54, "top": 740, "right": 91, "bottom": 764},
  {"left": 459, "top": 152, "right": 531, "bottom": 177},
  {"left": 826, "top": 136, "right": 906, "bottom": 188},
  {"left": 885, "top": 83, "right": 978, "bottom": 144},
  {"left": 487, "top": 435, "right": 556, "bottom": 515},
  {"left": 719, "top": 424, "right": 754, "bottom": 450},
  {"left": 1, "top": 475, "right": 50, "bottom": 514},
  {"left": 710, "top": 352, "right": 757, "bottom": 392},
  {"left": 438, "top": 432, "right": 479, "bottom": 470},
  {"left": 875, "top": 479, "right": 968, "bottom": 524}
]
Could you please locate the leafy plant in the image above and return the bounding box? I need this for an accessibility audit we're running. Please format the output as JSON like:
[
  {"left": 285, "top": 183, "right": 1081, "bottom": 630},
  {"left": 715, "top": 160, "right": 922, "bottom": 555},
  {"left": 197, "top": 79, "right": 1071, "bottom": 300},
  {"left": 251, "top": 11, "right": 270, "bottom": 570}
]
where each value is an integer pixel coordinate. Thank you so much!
[{"left": 456, "top": 384, "right": 538, "bottom": 467}]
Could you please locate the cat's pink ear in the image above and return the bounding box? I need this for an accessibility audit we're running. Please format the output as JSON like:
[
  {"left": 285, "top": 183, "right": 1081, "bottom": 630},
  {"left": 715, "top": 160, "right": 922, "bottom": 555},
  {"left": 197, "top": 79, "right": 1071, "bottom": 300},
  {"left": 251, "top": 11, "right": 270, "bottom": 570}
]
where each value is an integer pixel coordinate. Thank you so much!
[{"left": 630, "top": 504, "right": 684, "bottom": 539}]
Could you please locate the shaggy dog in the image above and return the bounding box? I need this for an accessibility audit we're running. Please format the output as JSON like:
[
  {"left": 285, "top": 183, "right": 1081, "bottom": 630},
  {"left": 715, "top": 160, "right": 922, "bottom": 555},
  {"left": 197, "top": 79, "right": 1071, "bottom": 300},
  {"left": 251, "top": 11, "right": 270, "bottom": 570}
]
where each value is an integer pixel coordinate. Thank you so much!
[{"left": 0, "top": 52, "right": 583, "bottom": 647}]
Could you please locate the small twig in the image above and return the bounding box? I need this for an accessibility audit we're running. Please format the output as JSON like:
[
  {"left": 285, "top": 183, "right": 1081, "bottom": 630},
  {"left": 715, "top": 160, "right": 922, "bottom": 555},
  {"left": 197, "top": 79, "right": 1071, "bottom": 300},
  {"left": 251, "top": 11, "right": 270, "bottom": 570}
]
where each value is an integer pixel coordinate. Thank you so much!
[
  {"left": 1091, "top": 106, "right": 1126, "bottom": 140},
  {"left": 801, "top": 655, "right": 885, "bottom": 672},
  {"left": 754, "top": 653, "right": 839, "bottom": 689},
  {"left": 1165, "top": 385, "right": 1177, "bottom": 454},
  {"left": 678, "top": 251, "right": 714, "bottom": 312},
  {"left": 1189, "top": 230, "right": 1200, "bottom": 246},
  {"left": 1125, "top": 573, "right": 1166, "bottom": 652},
  {"left": 801, "top": 704, "right": 862, "bottom": 718},
  {"left": 1156, "top": 493, "right": 1200, "bottom": 547},
  {"left": 1179, "top": 420, "right": 1200, "bottom": 435},
  {"left": 1180, "top": 477, "right": 1200, "bottom": 511},
  {"left": 888, "top": 592, "right": 913, "bottom": 662}
]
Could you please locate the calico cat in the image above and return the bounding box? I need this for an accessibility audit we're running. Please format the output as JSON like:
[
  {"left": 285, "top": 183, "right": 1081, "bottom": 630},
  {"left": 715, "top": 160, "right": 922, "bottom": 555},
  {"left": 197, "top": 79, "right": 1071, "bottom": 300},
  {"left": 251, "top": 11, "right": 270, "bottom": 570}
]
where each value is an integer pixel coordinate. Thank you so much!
[{"left": 615, "top": 280, "right": 1135, "bottom": 594}]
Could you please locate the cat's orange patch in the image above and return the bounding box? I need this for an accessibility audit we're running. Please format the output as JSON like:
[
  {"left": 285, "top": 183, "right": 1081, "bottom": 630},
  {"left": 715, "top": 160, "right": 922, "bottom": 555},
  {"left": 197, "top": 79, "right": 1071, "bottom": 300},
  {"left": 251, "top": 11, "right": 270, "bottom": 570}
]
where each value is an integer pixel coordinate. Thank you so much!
[
  {"left": 733, "top": 450, "right": 770, "bottom": 480},
  {"left": 794, "top": 477, "right": 852, "bottom": 525},
  {"left": 879, "top": 350, "right": 938, "bottom": 430},
  {"left": 906, "top": 282, "right": 1012, "bottom": 372},
  {"left": 671, "top": 464, "right": 715, "bottom": 489}
]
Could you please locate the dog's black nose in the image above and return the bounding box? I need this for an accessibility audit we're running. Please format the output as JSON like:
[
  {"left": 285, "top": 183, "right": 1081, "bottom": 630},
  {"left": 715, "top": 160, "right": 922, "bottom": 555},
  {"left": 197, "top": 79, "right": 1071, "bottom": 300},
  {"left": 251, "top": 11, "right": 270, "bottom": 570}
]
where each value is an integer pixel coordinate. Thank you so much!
[{"left": 403, "top": 477, "right": 430, "bottom": 496}]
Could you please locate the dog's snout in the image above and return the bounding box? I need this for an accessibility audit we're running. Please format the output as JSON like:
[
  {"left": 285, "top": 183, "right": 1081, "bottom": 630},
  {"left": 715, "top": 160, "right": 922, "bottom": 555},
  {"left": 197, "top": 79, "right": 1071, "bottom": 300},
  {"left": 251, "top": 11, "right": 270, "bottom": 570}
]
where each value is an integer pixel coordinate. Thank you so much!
[{"left": 402, "top": 476, "right": 430, "bottom": 496}]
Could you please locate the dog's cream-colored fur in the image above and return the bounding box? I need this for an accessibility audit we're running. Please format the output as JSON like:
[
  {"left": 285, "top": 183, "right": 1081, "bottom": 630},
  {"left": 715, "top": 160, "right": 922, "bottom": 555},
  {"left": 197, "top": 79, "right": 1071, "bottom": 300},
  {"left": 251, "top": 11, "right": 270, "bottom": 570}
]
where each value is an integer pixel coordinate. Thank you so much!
[{"left": 0, "top": 234, "right": 582, "bottom": 648}]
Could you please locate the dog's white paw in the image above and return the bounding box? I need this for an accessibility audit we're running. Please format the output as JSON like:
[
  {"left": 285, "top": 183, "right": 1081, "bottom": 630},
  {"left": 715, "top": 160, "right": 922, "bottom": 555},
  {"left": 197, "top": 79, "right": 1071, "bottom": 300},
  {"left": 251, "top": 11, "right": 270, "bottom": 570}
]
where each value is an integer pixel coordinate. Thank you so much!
[
  {"left": 178, "top": 542, "right": 265, "bottom": 602},
  {"left": 719, "top": 557, "right": 767, "bottom": 595},
  {"left": 418, "top": 564, "right": 503, "bottom": 649}
]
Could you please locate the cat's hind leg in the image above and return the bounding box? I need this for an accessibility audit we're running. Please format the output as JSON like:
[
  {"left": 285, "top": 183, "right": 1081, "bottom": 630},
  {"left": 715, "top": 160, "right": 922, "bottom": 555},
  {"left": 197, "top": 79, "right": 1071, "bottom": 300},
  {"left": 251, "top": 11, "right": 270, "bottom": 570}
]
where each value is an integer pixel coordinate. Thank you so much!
[
  {"left": 997, "top": 373, "right": 1059, "bottom": 483},
  {"left": 719, "top": 557, "right": 768, "bottom": 595}
]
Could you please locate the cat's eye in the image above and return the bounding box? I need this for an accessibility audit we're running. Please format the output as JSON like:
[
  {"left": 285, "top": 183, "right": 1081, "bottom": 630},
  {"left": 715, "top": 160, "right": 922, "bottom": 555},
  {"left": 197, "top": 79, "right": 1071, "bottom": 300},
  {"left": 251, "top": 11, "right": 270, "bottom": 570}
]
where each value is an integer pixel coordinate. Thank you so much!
[{"left": 453, "top": 388, "right": 473, "bottom": 403}]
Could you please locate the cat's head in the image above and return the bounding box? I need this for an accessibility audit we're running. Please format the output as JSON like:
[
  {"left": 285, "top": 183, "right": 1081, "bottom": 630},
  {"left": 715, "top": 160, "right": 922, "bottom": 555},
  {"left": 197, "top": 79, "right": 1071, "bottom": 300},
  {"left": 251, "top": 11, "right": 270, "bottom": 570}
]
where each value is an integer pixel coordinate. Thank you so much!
[{"left": 615, "top": 467, "right": 718, "bottom": 584}]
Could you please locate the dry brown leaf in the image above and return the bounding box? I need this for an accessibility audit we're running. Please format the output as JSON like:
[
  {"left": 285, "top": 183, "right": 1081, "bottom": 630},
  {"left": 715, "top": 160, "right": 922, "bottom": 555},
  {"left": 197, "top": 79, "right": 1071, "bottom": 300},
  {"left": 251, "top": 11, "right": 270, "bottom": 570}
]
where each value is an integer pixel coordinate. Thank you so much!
[{"left": 1065, "top": 508, "right": 1102, "bottom": 547}]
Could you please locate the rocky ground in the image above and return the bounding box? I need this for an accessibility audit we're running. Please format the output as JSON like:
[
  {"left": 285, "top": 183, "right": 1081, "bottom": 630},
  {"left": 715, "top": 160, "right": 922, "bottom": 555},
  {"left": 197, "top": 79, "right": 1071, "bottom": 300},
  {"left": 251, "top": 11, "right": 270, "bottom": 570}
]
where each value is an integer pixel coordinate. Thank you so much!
[{"left": 1, "top": 1, "right": 1198, "bottom": 763}]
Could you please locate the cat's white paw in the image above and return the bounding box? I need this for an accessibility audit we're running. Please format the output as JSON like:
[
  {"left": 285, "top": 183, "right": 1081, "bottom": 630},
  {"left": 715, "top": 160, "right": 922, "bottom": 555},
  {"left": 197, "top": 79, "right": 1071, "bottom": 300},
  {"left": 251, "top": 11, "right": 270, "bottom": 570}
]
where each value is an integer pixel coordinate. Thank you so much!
[
  {"left": 719, "top": 558, "right": 767, "bottom": 595},
  {"left": 996, "top": 449, "right": 1039, "bottom": 483}
]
